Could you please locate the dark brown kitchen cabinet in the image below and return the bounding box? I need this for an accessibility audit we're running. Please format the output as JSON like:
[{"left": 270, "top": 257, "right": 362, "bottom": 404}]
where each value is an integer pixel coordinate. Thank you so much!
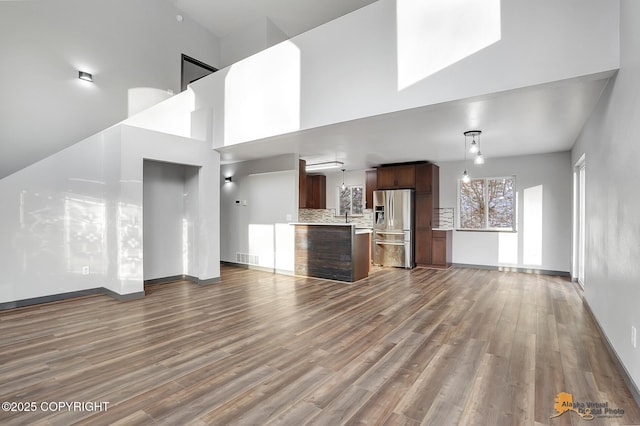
[
  {"left": 298, "top": 159, "right": 307, "bottom": 208},
  {"left": 376, "top": 165, "right": 416, "bottom": 189},
  {"left": 306, "top": 174, "right": 326, "bottom": 209},
  {"left": 415, "top": 192, "right": 432, "bottom": 229},
  {"left": 415, "top": 229, "right": 431, "bottom": 266},
  {"left": 365, "top": 169, "right": 377, "bottom": 209},
  {"left": 415, "top": 162, "right": 438, "bottom": 196},
  {"left": 415, "top": 163, "right": 439, "bottom": 267},
  {"left": 415, "top": 193, "right": 432, "bottom": 265},
  {"left": 430, "top": 230, "right": 452, "bottom": 269}
]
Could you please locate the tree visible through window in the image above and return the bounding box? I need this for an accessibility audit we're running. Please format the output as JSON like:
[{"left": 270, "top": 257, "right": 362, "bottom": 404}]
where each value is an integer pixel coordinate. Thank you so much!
[
  {"left": 337, "top": 185, "right": 363, "bottom": 216},
  {"left": 459, "top": 177, "right": 515, "bottom": 230}
]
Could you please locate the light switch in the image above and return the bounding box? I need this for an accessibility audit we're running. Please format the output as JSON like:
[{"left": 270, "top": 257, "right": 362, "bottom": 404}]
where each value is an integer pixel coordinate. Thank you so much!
[{"left": 242, "top": 200, "right": 248, "bottom": 206}]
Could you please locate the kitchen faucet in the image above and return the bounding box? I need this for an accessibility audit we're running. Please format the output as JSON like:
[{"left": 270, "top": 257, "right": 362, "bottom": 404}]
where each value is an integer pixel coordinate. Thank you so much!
[{"left": 345, "top": 211, "right": 350, "bottom": 223}]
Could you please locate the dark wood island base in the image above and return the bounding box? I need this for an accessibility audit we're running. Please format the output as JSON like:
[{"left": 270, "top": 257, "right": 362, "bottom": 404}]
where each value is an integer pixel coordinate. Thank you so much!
[{"left": 293, "top": 223, "right": 371, "bottom": 282}]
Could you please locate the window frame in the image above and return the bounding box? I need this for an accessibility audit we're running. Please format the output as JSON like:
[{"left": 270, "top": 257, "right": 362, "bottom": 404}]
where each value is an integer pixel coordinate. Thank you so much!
[
  {"left": 336, "top": 185, "right": 364, "bottom": 217},
  {"left": 457, "top": 175, "right": 516, "bottom": 232}
]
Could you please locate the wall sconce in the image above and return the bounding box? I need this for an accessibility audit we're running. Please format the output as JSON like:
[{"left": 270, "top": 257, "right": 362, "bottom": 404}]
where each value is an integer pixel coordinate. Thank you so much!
[
  {"left": 224, "top": 176, "right": 232, "bottom": 183},
  {"left": 78, "top": 71, "right": 93, "bottom": 82}
]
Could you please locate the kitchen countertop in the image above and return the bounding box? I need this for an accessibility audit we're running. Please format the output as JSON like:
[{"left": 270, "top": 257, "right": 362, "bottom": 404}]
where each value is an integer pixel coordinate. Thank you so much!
[
  {"left": 290, "top": 222, "right": 355, "bottom": 226},
  {"left": 290, "top": 223, "right": 373, "bottom": 234}
]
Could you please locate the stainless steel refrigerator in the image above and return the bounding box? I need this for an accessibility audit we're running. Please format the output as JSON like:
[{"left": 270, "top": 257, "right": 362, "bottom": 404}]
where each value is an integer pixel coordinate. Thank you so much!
[{"left": 373, "top": 189, "right": 415, "bottom": 268}]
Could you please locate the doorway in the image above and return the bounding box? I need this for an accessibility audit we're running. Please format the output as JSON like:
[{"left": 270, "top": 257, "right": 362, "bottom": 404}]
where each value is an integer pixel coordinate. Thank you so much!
[
  {"left": 181, "top": 54, "right": 217, "bottom": 92},
  {"left": 143, "top": 160, "right": 200, "bottom": 282},
  {"left": 574, "top": 154, "right": 586, "bottom": 288}
]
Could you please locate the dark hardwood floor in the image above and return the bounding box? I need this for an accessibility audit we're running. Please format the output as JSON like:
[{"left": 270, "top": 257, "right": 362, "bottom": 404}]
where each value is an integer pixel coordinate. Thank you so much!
[{"left": 1, "top": 265, "right": 639, "bottom": 425}]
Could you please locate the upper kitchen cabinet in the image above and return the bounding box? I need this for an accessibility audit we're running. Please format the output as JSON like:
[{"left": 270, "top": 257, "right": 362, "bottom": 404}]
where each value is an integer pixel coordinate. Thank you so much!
[
  {"left": 415, "top": 162, "right": 438, "bottom": 196},
  {"left": 376, "top": 164, "right": 416, "bottom": 189},
  {"left": 306, "top": 174, "right": 326, "bottom": 209},
  {"left": 365, "top": 169, "right": 377, "bottom": 209},
  {"left": 299, "top": 159, "right": 307, "bottom": 208},
  {"left": 299, "top": 159, "right": 326, "bottom": 209}
]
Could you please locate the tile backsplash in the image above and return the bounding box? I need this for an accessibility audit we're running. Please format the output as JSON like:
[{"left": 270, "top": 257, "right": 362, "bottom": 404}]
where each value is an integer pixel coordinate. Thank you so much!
[{"left": 298, "top": 209, "right": 373, "bottom": 228}]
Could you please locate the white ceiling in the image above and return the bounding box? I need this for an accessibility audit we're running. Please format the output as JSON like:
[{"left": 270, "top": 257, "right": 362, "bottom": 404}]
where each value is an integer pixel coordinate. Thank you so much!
[
  {"left": 168, "top": 0, "right": 378, "bottom": 38},
  {"left": 216, "top": 73, "right": 612, "bottom": 170}
]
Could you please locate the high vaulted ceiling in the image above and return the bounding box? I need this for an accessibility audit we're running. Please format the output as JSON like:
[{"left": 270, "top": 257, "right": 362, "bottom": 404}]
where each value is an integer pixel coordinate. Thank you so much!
[
  {"left": 0, "top": 0, "right": 378, "bottom": 179},
  {"left": 0, "top": 0, "right": 614, "bottom": 178},
  {"left": 171, "top": 1, "right": 613, "bottom": 171},
  {"left": 168, "top": 0, "right": 378, "bottom": 38}
]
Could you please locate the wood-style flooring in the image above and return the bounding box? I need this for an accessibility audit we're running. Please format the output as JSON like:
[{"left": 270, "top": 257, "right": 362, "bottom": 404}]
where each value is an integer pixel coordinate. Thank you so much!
[{"left": 1, "top": 265, "right": 639, "bottom": 425}]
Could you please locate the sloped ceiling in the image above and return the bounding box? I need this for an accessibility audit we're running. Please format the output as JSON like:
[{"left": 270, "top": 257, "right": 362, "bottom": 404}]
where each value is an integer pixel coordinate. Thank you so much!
[
  {"left": 0, "top": 0, "right": 377, "bottom": 179},
  {"left": 0, "top": 0, "right": 614, "bottom": 178}
]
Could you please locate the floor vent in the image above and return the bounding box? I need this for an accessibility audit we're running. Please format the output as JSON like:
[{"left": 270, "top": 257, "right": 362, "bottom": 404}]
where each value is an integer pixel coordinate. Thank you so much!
[{"left": 236, "top": 253, "right": 259, "bottom": 265}]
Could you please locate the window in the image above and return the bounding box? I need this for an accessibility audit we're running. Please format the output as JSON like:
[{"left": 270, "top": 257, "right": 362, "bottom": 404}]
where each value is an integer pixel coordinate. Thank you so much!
[
  {"left": 458, "top": 176, "right": 515, "bottom": 230},
  {"left": 337, "top": 185, "right": 363, "bottom": 216}
]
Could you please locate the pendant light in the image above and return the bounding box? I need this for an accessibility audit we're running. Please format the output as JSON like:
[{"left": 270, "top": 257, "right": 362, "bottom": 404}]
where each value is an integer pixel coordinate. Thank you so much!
[
  {"left": 464, "top": 130, "right": 484, "bottom": 172},
  {"left": 461, "top": 132, "right": 470, "bottom": 183},
  {"left": 469, "top": 135, "right": 479, "bottom": 154},
  {"left": 340, "top": 169, "right": 347, "bottom": 191}
]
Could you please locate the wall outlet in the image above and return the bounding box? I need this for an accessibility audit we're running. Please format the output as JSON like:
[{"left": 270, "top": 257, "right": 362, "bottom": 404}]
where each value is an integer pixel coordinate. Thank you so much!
[
  {"left": 632, "top": 326, "right": 637, "bottom": 349},
  {"left": 82, "top": 266, "right": 90, "bottom": 275}
]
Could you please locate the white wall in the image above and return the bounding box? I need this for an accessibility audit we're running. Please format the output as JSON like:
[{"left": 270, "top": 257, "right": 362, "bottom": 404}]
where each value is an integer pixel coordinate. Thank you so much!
[
  {"left": 220, "top": 155, "right": 297, "bottom": 271},
  {"left": 189, "top": 0, "right": 618, "bottom": 149},
  {"left": 324, "top": 169, "right": 367, "bottom": 211},
  {"left": 266, "top": 19, "right": 289, "bottom": 51},
  {"left": 120, "top": 125, "right": 220, "bottom": 294},
  {"left": 0, "top": 0, "right": 220, "bottom": 178},
  {"left": 143, "top": 161, "right": 200, "bottom": 281},
  {"left": 438, "top": 152, "right": 572, "bottom": 273},
  {"left": 571, "top": 0, "right": 640, "bottom": 394},
  {"left": 144, "top": 161, "right": 185, "bottom": 280},
  {"left": 184, "top": 166, "right": 200, "bottom": 277},
  {"left": 220, "top": 18, "right": 289, "bottom": 67},
  {"left": 0, "top": 128, "right": 119, "bottom": 302},
  {"left": 123, "top": 90, "right": 196, "bottom": 139},
  {"left": 0, "top": 123, "right": 219, "bottom": 304}
]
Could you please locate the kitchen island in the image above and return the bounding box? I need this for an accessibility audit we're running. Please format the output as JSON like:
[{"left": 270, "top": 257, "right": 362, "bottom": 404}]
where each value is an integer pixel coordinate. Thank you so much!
[{"left": 292, "top": 223, "right": 371, "bottom": 282}]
